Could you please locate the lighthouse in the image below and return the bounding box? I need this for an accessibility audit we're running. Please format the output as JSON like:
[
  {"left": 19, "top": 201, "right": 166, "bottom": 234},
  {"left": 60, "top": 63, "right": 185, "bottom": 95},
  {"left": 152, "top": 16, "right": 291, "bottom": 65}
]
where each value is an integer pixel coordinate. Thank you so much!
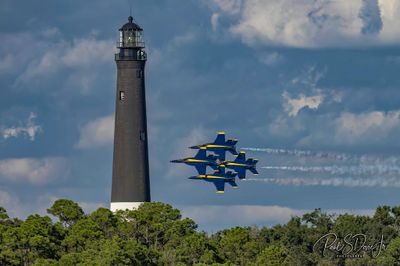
[{"left": 111, "top": 16, "right": 150, "bottom": 211}]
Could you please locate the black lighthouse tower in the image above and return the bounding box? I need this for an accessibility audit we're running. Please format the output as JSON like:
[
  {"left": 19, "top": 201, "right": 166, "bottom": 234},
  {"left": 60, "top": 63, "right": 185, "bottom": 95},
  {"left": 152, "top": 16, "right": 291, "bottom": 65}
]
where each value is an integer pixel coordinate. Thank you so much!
[{"left": 111, "top": 16, "right": 150, "bottom": 211}]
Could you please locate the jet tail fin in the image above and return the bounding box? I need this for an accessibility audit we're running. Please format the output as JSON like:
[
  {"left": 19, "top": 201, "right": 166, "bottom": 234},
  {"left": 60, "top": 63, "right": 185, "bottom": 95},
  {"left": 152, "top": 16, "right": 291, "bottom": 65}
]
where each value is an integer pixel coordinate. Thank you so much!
[
  {"left": 227, "top": 179, "right": 238, "bottom": 188},
  {"left": 249, "top": 167, "right": 259, "bottom": 175},
  {"left": 226, "top": 139, "right": 238, "bottom": 146},
  {"left": 213, "top": 132, "right": 226, "bottom": 145},
  {"left": 246, "top": 158, "right": 258, "bottom": 166},
  {"left": 194, "top": 148, "right": 207, "bottom": 159},
  {"left": 226, "top": 139, "right": 238, "bottom": 155},
  {"left": 234, "top": 151, "right": 246, "bottom": 163}
]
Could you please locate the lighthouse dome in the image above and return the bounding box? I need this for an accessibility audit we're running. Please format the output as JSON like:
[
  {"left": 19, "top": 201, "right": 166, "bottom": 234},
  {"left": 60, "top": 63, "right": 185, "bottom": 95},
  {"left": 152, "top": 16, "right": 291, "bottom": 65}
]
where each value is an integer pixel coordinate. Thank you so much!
[{"left": 119, "top": 16, "right": 143, "bottom": 31}]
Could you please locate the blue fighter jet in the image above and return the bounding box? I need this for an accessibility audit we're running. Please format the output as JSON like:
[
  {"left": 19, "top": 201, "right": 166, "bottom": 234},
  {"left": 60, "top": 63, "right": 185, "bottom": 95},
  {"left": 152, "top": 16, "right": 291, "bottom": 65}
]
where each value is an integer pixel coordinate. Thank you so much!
[
  {"left": 189, "top": 132, "right": 238, "bottom": 161},
  {"left": 188, "top": 166, "right": 238, "bottom": 193},
  {"left": 220, "top": 151, "right": 258, "bottom": 179},
  {"left": 170, "top": 147, "right": 218, "bottom": 175}
]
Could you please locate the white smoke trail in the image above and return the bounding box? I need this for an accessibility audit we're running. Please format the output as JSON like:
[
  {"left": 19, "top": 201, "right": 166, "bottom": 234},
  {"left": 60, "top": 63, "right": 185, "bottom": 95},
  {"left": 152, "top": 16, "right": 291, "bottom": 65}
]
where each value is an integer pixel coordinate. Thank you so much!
[
  {"left": 241, "top": 147, "right": 400, "bottom": 165},
  {"left": 241, "top": 147, "right": 353, "bottom": 160},
  {"left": 262, "top": 165, "right": 400, "bottom": 177},
  {"left": 243, "top": 177, "right": 400, "bottom": 188},
  {"left": 241, "top": 147, "right": 400, "bottom": 187}
]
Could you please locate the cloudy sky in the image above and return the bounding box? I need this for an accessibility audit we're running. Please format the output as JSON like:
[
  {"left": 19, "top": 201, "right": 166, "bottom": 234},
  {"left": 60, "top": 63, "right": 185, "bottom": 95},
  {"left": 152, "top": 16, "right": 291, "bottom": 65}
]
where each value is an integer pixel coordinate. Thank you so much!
[{"left": 1, "top": 0, "right": 400, "bottom": 231}]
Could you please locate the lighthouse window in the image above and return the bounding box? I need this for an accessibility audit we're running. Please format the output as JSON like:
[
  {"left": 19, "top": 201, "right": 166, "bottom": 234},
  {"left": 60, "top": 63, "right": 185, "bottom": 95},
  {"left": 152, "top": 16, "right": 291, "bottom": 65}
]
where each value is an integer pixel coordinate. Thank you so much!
[
  {"left": 140, "top": 131, "right": 146, "bottom": 141},
  {"left": 119, "top": 91, "right": 125, "bottom": 101},
  {"left": 136, "top": 70, "right": 143, "bottom": 78}
]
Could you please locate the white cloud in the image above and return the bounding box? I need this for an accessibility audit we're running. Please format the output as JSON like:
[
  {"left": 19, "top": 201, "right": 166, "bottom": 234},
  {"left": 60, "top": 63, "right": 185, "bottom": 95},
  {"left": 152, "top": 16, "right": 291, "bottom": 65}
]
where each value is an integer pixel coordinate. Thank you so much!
[
  {"left": 212, "top": 0, "right": 400, "bottom": 47},
  {"left": 378, "top": 0, "right": 400, "bottom": 42},
  {"left": 0, "top": 32, "right": 47, "bottom": 76},
  {"left": 335, "top": 111, "right": 400, "bottom": 143},
  {"left": 259, "top": 52, "right": 283, "bottom": 66},
  {"left": 0, "top": 191, "right": 13, "bottom": 209},
  {"left": 0, "top": 54, "right": 15, "bottom": 73},
  {"left": 230, "top": 0, "right": 363, "bottom": 47},
  {"left": 169, "top": 32, "right": 197, "bottom": 48},
  {"left": 61, "top": 38, "right": 114, "bottom": 67},
  {"left": 0, "top": 192, "right": 103, "bottom": 219},
  {"left": 0, "top": 157, "right": 69, "bottom": 185},
  {"left": 268, "top": 116, "right": 295, "bottom": 137},
  {"left": 64, "top": 71, "right": 99, "bottom": 95},
  {"left": 331, "top": 91, "right": 343, "bottom": 103},
  {"left": 289, "top": 110, "right": 400, "bottom": 148},
  {"left": 76, "top": 115, "right": 114, "bottom": 149},
  {"left": 211, "top": 0, "right": 242, "bottom": 15},
  {"left": 78, "top": 201, "right": 106, "bottom": 214},
  {"left": 0, "top": 190, "right": 23, "bottom": 218},
  {"left": 282, "top": 91, "right": 324, "bottom": 117},
  {"left": 181, "top": 204, "right": 303, "bottom": 229},
  {"left": 211, "top": 13, "right": 220, "bottom": 31},
  {"left": 21, "top": 50, "right": 60, "bottom": 81},
  {"left": 180, "top": 204, "right": 375, "bottom": 231},
  {"left": 360, "top": 0, "right": 382, "bottom": 35},
  {"left": 1, "top": 112, "right": 41, "bottom": 141},
  {"left": 17, "top": 36, "right": 115, "bottom": 94},
  {"left": 41, "top": 27, "right": 61, "bottom": 38}
]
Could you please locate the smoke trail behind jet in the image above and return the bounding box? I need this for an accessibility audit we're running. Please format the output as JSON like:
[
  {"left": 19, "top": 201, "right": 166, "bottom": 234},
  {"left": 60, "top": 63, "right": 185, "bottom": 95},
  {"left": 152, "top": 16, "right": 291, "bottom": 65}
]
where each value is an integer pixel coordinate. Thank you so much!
[
  {"left": 243, "top": 177, "right": 400, "bottom": 188},
  {"left": 262, "top": 165, "right": 400, "bottom": 177},
  {"left": 241, "top": 147, "right": 352, "bottom": 160},
  {"left": 242, "top": 147, "right": 400, "bottom": 165},
  {"left": 241, "top": 147, "right": 400, "bottom": 187}
]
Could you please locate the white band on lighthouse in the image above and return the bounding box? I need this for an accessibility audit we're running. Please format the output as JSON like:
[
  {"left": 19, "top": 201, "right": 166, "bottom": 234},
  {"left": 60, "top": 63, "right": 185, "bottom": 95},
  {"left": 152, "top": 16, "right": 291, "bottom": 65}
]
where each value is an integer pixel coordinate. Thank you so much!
[{"left": 110, "top": 202, "right": 143, "bottom": 212}]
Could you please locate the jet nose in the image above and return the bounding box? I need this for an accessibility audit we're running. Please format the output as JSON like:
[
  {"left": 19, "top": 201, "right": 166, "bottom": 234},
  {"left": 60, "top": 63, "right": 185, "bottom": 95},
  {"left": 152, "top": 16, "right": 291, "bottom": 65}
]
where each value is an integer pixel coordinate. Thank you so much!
[
  {"left": 188, "top": 176, "right": 198, "bottom": 180},
  {"left": 170, "top": 160, "right": 182, "bottom": 163},
  {"left": 189, "top": 145, "right": 198, "bottom": 149}
]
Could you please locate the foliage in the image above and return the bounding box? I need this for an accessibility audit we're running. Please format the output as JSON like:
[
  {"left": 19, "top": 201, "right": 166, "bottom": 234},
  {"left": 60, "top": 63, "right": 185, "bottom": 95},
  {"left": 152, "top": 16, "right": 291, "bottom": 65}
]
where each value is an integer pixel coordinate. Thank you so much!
[{"left": 0, "top": 201, "right": 399, "bottom": 265}]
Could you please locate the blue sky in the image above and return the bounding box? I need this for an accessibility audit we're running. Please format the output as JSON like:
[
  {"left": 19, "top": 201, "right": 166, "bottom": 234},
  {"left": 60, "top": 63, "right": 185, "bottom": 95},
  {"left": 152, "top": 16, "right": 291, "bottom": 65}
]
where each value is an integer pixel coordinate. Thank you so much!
[{"left": 1, "top": 0, "right": 400, "bottom": 231}]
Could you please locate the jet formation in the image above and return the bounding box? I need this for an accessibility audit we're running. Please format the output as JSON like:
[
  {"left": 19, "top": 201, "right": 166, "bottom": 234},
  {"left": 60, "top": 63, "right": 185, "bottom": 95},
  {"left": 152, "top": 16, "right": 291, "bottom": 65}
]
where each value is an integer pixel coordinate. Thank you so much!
[{"left": 171, "top": 132, "right": 259, "bottom": 193}]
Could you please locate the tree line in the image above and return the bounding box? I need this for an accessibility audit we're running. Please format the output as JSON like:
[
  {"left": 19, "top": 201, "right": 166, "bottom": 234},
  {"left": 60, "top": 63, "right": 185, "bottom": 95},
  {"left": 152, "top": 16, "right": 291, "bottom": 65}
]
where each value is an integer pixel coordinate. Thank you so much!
[{"left": 0, "top": 199, "right": 399, "bottom": 265}]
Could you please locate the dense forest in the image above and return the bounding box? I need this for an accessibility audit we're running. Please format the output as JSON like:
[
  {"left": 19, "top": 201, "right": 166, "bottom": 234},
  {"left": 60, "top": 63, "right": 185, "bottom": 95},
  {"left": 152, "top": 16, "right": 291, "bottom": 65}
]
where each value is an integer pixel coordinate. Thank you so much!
[{"left": 0, "top": 200, "right": 399, "bottom": 265}]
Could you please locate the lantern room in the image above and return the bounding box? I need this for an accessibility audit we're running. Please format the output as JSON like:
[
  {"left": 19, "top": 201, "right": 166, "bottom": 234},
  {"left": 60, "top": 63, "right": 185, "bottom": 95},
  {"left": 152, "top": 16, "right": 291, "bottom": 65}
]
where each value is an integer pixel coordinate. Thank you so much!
[
  {"left": 117, "top": 16, "right": 145, "bottom": 49},
  {"left": 116, "top": 16, "right": 146, "bottom": 61}
]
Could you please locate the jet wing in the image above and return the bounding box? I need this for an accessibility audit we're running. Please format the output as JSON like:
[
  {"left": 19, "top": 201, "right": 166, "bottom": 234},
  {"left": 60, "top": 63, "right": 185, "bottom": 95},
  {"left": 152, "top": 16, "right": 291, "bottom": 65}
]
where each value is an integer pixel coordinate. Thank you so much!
[
  {"left": 194, "top": 148, "right": 207, "bottom": 159},
  {"left": 194, "top": 164, "right": 206, "bottom": 175},
  {"left": 212, "top": 180, "right": 225, "bottom": 193},
  {"left": 214, "top": 149, "right": 226, "bottom": 161},
  {"left": 236, "top": 167, "right": 246, "bottom": 179}
]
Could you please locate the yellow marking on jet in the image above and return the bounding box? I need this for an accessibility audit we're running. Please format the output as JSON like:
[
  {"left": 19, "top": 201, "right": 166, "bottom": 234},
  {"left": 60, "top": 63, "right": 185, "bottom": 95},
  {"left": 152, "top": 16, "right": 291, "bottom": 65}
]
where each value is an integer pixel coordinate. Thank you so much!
[
  {"left": 216, "top": 191, "right": 225, "bottom": 194},
  {"left": 205, "top": 144, "right": 230, "bottom": 148},
  {"left": 185, "top": 159, "right": 209, "bottom": 163},
  {"left": 217, "top": 131, "right": 225, "bottom": 134},
  {"left": 225, "top": 162, "right": 248, "bottom": 167},
  {"left": 197, "top": 175, "right": 230, "bottom": 180},
  {"left": 204, "top": 176, "right": 225, "bottom": 179}
]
